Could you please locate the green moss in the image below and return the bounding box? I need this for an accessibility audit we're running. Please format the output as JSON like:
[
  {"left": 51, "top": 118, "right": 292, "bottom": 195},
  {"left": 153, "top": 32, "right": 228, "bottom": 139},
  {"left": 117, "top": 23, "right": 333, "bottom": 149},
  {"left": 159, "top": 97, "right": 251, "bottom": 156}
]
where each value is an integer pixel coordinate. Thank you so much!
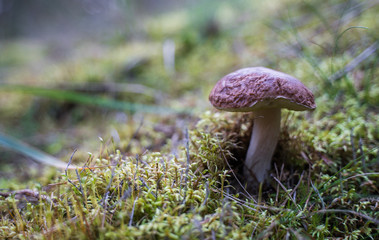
[{"left": 1, "top": 0, "right": 379, "bottom": 239}]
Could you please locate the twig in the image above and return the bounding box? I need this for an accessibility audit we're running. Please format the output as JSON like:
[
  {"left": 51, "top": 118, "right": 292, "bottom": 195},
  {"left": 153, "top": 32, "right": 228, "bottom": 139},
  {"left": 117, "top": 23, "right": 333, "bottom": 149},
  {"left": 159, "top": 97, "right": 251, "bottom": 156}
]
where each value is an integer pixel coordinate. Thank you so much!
[{"left": 0, "top": 189, "right": 56, "bottom": 205}]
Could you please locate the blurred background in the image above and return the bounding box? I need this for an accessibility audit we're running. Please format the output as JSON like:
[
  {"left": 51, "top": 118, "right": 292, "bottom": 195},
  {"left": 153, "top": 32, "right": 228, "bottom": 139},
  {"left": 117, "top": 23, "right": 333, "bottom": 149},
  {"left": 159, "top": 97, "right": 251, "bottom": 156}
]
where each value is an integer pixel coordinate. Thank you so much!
[
  {"left": 0, "top": 0, "right": 183, "bottom": 38},
  {"left": 0, "top": 0, "right": 378, "bottom": 186},
  {"left": 0, "top": 0, "right": 251, "bottom": 183}
]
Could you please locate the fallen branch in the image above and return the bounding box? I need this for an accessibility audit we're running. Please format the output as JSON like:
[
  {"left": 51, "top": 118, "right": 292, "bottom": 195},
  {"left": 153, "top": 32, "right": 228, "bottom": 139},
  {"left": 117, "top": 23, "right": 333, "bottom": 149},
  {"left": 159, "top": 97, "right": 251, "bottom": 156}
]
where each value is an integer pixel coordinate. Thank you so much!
[{"left": 0, "top": 189, "right": 56, "bottom": 206}]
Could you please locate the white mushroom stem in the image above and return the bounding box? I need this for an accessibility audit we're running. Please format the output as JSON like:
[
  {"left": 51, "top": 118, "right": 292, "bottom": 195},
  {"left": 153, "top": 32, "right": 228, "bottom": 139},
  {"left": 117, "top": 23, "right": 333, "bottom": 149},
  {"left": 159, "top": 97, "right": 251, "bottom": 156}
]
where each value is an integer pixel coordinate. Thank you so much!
[{"left": 244, "top": 108, "right": 281, "bottom": 183}]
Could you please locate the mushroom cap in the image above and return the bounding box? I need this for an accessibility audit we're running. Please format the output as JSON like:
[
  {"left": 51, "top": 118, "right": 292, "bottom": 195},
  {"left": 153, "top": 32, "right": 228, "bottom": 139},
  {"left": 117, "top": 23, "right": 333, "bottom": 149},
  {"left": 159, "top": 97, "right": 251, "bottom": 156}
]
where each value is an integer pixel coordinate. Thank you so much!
[{"left": 209, "top": 67, "right": 316, "bottom": 112}]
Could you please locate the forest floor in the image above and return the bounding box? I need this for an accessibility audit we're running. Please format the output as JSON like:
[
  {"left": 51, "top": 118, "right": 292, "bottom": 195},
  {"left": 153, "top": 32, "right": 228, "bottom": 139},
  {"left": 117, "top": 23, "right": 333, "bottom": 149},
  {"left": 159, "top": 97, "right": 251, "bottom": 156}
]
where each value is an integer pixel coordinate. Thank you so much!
[{"left": 0, "top": 0, "right": 378, "bottom": 239}]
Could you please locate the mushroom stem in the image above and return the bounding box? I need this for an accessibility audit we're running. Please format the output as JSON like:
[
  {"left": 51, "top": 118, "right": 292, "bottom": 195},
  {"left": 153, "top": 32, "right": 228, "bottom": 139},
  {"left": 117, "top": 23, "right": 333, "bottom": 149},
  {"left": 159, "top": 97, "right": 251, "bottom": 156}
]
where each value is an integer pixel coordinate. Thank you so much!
[{"left": 244, "top": 108, "right": 281, "bottom": 183}]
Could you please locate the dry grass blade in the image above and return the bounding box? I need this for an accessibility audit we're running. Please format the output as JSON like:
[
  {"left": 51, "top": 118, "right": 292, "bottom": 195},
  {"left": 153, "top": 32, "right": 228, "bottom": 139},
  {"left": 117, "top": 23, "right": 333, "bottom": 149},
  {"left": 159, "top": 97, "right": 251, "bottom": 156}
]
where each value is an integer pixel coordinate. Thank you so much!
[
  {"left": 312, "top": 209, "right": 379, "bottom": 225},
  {"left": 0, "top": 132, "right": 78, "bottom": 169},
  {"left": 329, "top": 41, "right": 378, "bottom": 82},
  {"left": 272, "top": 176, "right": 302, "bottom": 211},
  {"left": 310, "top": 180, "right": 326, "bottom": 210},
  {"left": 212, "top": 187, "right": 291, "bottom": 213},
  {"left": 344, "top": 172, "right": 379, "bottom": 181},
  {"left": 217, "top": 142, "right": 256, "bottom": 202},
  {"left": 129, "top": 197, "right": 138, "bottom": 227}
]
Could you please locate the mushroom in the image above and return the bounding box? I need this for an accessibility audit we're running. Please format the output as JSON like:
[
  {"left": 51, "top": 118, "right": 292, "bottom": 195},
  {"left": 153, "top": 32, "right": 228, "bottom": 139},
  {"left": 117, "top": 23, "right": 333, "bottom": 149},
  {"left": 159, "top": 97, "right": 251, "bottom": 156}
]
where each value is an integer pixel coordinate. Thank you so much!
[{"left": 209, "top": 67, "right": 316, "bottom": 184}]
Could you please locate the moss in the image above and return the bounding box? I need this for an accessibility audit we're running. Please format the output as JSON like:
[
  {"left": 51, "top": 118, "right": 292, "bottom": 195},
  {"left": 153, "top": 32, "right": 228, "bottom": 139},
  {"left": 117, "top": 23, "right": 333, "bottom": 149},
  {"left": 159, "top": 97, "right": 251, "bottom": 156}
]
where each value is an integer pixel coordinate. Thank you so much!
[{"left": 1, "top": 0, "right": 379, "bottom": 239}]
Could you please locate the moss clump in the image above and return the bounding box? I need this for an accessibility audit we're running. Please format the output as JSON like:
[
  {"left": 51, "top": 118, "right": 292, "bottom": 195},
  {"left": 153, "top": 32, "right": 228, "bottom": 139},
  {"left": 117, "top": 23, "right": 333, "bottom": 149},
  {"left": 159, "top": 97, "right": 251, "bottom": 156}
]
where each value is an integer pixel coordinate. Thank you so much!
[
  {"left": 1, "top": 0, "right": 379, "bottom": 239},
  {"left": 2, "top": 107, "right": 378, "bottom": 239}
]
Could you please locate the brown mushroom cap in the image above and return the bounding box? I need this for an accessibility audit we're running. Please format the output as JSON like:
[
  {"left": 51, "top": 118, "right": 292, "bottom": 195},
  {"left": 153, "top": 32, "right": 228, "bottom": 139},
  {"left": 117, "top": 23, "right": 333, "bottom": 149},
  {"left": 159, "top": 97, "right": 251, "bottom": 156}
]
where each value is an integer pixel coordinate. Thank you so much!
[{"left": 209, "top": 67, "right": 316, "bottom": 112}]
